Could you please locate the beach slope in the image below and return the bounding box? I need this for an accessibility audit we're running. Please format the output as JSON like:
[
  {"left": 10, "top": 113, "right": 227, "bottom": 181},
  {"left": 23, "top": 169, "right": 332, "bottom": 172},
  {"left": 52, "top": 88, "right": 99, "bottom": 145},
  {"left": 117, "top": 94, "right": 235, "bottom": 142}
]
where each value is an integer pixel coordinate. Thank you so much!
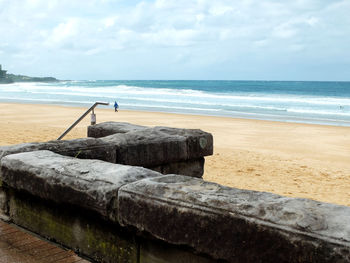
[{"left": 0, "top": 103, "right": 349, "bottom": 206}]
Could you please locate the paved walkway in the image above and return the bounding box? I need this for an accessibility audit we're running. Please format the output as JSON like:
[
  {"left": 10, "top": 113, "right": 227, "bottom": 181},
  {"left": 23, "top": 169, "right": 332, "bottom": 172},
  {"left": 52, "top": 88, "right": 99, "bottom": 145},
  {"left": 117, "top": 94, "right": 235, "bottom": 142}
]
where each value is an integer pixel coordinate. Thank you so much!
[{"left": 0, "top": 219, "right": 90, "bottom": 263}]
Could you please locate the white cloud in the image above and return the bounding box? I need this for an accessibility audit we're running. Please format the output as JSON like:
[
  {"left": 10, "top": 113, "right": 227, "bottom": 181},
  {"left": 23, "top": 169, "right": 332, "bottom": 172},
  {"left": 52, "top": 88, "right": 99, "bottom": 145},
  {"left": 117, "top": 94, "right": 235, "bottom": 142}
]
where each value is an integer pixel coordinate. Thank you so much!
[
  {"left": 209, "top": 5, "right": 234, "bottom": 16},
  {"left": 49, "top": 19, "right": 80, "bottom": 45},
  {"left": 306, "top": 17, "right": 319, "bottom": 26},
  {"left": 272, "top": 22, "right": 298, "bottom": 39},
  {"left": 103, "top": 16, "right": 117, "bottom": 28},
  {"left": 0, "top": 0, "right": 349, "bottom": 80},
  {"left": 142, "top": 28, "right": 200, "bottom": 47}
]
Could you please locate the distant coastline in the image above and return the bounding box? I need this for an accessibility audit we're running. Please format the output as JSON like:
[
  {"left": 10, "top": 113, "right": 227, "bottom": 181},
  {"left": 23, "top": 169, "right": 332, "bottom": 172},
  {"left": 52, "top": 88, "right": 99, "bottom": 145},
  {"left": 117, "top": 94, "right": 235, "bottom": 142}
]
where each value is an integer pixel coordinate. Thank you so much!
[
  {"left": 3, "top": 73, "right": 59, "bottom": 83},
  {"left": 0, "top": 65, "right": 59, "bottom": 84}
]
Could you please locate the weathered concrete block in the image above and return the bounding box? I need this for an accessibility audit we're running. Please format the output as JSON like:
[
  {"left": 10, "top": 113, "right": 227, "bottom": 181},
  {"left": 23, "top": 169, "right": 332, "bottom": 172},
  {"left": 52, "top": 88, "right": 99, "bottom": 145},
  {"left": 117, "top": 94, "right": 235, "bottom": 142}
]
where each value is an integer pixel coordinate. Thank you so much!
[
  {"left": 8, "top": 189, "right": 218, "bottom": 263},
  {"left": 150, "top": 158, "right": 205, "bottom": 178},
  {"left": 8, "top": 190, "right": 138, "bottom": 263},
  {"left": 118, "top": 175, "right": 350, "bottom": 263},
  {"left": 152, "top": 126, "right": 213, "bottom": 160},
  {"left": 0, "top": 123, "right": 213, "bottom": 178},
  {"left": 102, "top": 126, "right": 213, "bottom": 167},
  {"left": 0, "top": 150, "right": 162, "bottom": 221},
  {"left": 88, "top": 122, "right": 213, "bottom": 165},
  {"left": 88, "top": 121, "right": 147, "bottom": 138},
  {"left": 139, "top": 239, "right": 214, "bottom": 263},
  {"left": 0, "top": 186, "right": 9, "bottom": 220},
  {"left": 0, "top": 138, "right": 116, "bottom": 163},
  {"left": 87, "top": 122, "right": 214, "bottom": 161},
  {"left": 106, "top": 128, "right": 188, "bottom": 167}
]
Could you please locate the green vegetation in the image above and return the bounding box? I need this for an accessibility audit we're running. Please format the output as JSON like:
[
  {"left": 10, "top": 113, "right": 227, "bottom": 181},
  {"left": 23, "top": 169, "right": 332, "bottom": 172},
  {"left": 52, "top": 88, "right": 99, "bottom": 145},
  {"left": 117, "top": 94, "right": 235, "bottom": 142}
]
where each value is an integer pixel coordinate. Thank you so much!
[
  {"left": 0, "top": 64, "right": 59, "bottom": 83},
  {"left": 4, "top": 73, "right": 59, "bottom": 83}
]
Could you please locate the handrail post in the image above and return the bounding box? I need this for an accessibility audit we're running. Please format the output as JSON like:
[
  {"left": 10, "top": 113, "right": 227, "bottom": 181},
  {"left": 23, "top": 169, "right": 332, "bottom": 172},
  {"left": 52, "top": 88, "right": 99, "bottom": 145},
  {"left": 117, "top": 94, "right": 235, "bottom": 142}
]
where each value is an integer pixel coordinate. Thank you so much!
[
  {"left": 57, "top": 101, "right": 109, "bottom": 140},
  {"left": 91, "top": 108, "right": 96, "bottom": 125}
]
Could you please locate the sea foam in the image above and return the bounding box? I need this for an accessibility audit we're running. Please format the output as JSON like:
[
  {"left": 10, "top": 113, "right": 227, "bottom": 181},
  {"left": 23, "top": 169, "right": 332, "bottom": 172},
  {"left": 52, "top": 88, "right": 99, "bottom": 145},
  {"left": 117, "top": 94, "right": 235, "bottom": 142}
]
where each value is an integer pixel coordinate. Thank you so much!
[{"left": 1, "top": 80, "right": 350, "bottom": 126}]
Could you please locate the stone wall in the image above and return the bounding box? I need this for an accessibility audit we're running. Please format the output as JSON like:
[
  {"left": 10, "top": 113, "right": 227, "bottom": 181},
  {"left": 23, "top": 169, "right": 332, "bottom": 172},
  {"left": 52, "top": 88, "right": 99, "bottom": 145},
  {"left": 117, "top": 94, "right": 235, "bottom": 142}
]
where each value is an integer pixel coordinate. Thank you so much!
[
  {"left": 1, "top": 150, "right": 349, "bottom": 263},
  {"left": 0, "top": 122, "right": 213, "bottom": 178}
]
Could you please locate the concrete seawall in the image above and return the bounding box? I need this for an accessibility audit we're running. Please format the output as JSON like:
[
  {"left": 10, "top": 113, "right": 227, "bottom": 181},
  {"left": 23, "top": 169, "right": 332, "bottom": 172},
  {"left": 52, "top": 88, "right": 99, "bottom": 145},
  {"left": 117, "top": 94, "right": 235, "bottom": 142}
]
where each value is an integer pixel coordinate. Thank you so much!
[
  {"left": 0, "top": 122, "right": 213, "bottom": 178},
  {"left": 0, "top": 122, "right": 349, "bottom": 262}
]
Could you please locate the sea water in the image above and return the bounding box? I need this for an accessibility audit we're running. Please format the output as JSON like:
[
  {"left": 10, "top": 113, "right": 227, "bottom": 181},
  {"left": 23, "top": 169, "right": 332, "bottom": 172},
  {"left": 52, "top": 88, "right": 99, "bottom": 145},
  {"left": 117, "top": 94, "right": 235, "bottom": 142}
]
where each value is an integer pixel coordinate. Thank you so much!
[{"left": 1, "top": 80, "right": 350, "bottom": 126}]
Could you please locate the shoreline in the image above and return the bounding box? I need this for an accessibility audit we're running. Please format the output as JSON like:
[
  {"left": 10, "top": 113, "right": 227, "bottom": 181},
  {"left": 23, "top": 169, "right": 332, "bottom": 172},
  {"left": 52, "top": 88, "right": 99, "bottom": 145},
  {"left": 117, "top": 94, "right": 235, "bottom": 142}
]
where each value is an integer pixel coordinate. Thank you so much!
[
  {"left": 2, "top": 78, "right": 350, "bottom": 128},
  {"left": 1, "top": 102, "right": 350, "bottom": 206},
  {"left": 1, "top": 98, "right": 350, "bottom": 128}
]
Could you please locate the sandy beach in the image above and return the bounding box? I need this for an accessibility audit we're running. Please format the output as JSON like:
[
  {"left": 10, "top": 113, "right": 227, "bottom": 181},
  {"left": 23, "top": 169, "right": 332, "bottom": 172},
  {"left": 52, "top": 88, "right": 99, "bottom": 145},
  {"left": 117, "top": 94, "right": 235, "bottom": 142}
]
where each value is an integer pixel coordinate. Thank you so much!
[{"left": 0, "top": 102, "right": 349, "bottom": 206}]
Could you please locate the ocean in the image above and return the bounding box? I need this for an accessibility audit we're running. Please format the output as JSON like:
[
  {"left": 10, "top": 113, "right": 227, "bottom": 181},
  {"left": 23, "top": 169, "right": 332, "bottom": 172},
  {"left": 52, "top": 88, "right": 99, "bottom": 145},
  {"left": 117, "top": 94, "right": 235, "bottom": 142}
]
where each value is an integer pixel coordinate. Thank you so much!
[{"left": 1, "top": 80, "right": 350, "bottom": 126}]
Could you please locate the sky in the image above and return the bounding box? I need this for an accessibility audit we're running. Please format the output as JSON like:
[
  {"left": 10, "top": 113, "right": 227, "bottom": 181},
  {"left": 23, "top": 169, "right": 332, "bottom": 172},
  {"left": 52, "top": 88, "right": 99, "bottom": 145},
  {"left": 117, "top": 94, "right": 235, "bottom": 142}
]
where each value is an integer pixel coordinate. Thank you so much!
[{"left": 0, "top": 0, "right": 349, "bottom": 81}]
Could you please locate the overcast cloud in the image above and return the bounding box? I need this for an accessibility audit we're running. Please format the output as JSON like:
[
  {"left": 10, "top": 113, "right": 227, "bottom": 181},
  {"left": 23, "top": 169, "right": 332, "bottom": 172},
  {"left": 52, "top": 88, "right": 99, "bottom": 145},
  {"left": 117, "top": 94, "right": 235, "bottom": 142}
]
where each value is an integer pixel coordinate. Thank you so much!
[{"left": 0, "top": 0, "right": 349, "bottom": 80}]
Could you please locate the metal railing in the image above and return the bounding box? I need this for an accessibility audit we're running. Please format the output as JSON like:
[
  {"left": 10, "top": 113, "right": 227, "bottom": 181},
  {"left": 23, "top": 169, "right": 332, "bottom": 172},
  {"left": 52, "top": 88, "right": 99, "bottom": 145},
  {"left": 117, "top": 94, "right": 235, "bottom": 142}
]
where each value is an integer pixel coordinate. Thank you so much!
[{"left": 57, "top": 101, "right": 109, "bottom": 140}]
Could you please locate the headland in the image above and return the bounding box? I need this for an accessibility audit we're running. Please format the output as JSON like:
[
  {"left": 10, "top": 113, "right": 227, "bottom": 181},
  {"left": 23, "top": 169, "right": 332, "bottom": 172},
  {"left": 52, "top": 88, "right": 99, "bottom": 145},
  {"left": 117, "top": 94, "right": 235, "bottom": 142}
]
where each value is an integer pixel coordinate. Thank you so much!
[{"left": 0, "top": 64, "right": 58, "bottom": 84}]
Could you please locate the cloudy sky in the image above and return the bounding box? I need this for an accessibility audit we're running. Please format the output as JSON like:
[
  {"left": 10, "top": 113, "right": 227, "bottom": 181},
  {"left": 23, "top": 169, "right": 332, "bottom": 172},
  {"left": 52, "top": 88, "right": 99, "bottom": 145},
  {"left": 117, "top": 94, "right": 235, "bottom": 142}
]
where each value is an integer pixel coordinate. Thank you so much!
[{"left": 0, "top": 0, "right": 349, "bottom": 80}]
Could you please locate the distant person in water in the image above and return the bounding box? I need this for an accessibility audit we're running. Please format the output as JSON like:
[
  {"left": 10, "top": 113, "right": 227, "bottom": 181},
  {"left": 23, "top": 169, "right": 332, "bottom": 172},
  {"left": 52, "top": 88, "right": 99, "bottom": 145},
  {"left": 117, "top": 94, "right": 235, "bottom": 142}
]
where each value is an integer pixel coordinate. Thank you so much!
[{"left": 114, "top": 101, "right": 119, "bottom": 112}]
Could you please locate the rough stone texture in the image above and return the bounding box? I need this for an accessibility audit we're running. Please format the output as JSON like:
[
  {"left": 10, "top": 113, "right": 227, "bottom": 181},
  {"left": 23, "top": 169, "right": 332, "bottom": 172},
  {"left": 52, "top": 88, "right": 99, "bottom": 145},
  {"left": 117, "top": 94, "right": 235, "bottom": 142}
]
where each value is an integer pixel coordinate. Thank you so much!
[
  {"left": 88, "top": 121, "right": 147, "bottom": 138},
  {"left": 7, "top": 189, "right": 217, "bottom": 263},
  {"left": 118, "top": 175, "right": 350, "bottom": 263},
  {"left": 0, "top": 186, "right": 8, "bottom": 220},
  {"left": 0, "top": 137, "right": 116, "bottom": 164},
  {"left": 0, "top": 124, "right": 213, "bottom": 177},
  {"left": 0, "top": 150, "right": 162, "bottom": 221},
  {"left": 8, "top": 190, "right": 138, "bottom": 263},
  {"left": 150, "top": 158, "right": 204, "bottom": 178},
  {"left": 105, "top": 126, "right": 213, "bottom": 167},
  {"left": 139, "top": 239, "right": 215, "bottom": 263}
]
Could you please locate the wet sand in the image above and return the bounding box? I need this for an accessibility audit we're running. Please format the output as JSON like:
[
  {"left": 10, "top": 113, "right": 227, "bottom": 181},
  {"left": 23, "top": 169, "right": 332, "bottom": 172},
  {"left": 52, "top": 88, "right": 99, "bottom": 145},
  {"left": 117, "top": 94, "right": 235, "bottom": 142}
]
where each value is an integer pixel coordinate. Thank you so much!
[{"left": 1, "top": 103, "right": 349, "bottom": 206}]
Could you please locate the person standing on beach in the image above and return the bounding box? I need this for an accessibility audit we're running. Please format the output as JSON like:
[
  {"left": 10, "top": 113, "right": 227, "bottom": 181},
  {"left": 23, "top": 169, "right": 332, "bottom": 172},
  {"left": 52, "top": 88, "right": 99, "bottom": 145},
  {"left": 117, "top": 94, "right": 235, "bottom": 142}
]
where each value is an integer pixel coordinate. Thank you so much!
[{"left": 114, "top": 101, "right": 119, "bottom": 112}]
